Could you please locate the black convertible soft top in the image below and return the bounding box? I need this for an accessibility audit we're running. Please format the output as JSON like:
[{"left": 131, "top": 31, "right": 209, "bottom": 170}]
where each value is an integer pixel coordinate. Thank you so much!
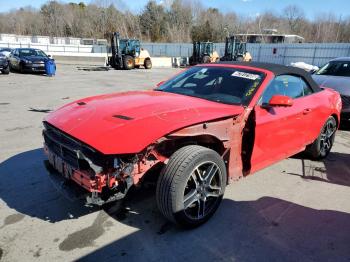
[{"left": 217, "top": 61, "right": 322, "bottom": 92}]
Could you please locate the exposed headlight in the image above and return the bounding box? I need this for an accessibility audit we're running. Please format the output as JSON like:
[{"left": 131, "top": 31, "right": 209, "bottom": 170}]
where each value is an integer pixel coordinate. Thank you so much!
[{"left": 23, "top": 59, "right": 32, "bottom": 64}]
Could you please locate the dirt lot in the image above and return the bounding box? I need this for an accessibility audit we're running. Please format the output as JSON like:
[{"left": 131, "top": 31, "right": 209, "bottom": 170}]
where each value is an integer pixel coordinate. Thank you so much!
[{"left": 0, "top": 65, "right": 349, "bottom": 262}]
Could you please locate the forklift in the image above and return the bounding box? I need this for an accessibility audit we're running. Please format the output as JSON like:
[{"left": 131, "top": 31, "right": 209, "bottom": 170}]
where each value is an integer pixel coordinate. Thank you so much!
[
  {"left": 220, "top": 36, "right": 252, "bottom": 62},
  {"left": 107, "top": 32, "right": 152, "bottom": 70},
  {"left": 189, "top": 41, "right": 220, "bottom": 66}
]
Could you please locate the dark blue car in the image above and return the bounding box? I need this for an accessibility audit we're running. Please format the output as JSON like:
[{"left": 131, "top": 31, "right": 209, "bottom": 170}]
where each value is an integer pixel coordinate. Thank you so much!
[{"left": 8, "top": 48, "right": 52, "bottom": 73}]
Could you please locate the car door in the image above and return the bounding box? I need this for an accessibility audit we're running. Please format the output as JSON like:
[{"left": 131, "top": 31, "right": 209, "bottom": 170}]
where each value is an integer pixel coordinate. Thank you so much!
[
  {"left": 9, "top": 50, "right": 19, "bottom": 69},
  {"left": 250, "top": 75, "right": 308, "bottom": 172}
]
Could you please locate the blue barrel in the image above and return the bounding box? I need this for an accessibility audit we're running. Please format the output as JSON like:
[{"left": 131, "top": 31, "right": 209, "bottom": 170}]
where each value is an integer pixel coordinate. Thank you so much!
[{"left": 45, "top": 59, "right": 56, "bottom": 76}]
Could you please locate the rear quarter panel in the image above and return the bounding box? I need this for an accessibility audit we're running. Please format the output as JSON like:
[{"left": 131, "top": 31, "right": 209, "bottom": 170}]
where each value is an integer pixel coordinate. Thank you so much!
[{"left": 304, "top": 88, "right": 342, "bottom": 145}]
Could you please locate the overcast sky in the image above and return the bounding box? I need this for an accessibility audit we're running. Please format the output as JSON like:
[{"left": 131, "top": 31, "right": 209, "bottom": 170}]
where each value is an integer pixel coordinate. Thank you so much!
[{"left": 0, "top": 0, "right": 349, "bottom": 19}]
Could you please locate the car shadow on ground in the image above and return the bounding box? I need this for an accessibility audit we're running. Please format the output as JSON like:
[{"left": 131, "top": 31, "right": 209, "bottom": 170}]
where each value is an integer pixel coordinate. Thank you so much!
[
  {"left": 0, "top": 148, "right": 98, "bottom": 223},
  {"left": 77, "top": 189, "right": 350, "bottom": 262},
  {"left": 288, "top": 152, "right": 350, "bottom": 187},
  {"left": 1, "top": 148, "right": 350, "bottom": 261},
  {"left": 9, "top": 68, "right": 49, "bottom": 76}
]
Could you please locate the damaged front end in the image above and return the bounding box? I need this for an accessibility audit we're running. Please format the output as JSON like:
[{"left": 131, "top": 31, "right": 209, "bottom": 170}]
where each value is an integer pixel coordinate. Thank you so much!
[
  {"left": 42, "top": 122, "right": 161, "bottom": 206},
  {"left": 42, "top": 109, "right": 250, "bottom": 206}
]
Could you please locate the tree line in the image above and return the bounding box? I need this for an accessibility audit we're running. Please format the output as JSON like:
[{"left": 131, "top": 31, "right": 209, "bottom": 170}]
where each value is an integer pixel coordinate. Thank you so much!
[{"left": 0, "top": 0, "right": 350, "bottom": 43}]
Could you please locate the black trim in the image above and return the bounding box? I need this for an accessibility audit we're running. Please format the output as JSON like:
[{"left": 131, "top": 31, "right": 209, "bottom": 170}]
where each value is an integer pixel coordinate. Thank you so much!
[
  {"left": 216, "top": 61, "right": 322, "bottom": 93},
  {"left": 113, "top": 114, "right": 133, "bottom": 120}
]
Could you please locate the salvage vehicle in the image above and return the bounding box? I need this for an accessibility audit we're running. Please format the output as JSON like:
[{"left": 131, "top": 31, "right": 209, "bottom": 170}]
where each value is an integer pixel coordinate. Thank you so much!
[
  {"left": 220, "top": 36, "right": 252, "bottom": 62},
  {"left": 312, "top": 57, "right": 350, "bottom": 123},
  {"left": 9, "top": 48, "right": 52, "bottom": 73},
  {"left": 189, "top": 41, "right": 220, "bottom": 65},
  {"left": 43, "top": 62, "right": 341, "bottom": 227},
  {"left": 0, "top": 53, "right": 10, "bottom": 74},
  {"left": 107, "top": 32, "right": 152, "bottom": 70}
]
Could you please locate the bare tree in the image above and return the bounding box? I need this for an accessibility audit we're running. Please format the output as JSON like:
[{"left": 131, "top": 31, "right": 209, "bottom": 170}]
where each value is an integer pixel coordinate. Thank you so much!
[
  {"left": 283, "top": 5, "right": 305, "bottom": 34},
  {"left": 1, "top": 1, "right": 350, "bottom": 43}
]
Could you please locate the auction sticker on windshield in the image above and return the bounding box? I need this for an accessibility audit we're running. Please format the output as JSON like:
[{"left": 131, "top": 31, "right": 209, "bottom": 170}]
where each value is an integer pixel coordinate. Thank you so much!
[{"left": 232, "top": 71, "right": 260, "bottom": 80}]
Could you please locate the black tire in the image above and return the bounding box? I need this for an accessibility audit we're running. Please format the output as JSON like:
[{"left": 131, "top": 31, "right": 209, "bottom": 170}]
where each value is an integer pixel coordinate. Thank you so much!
[
  {"left": 144, "top": 58, "right": 152, "bottom": 69},
  {"left": 304, "top": 116, "right": 337, "bottom": 159},
  {"left": 156, "top": 145, "right": 227, "bottom": 228},
  {"left": 202, "top": 55, "right": 211, "bottom": 63},
  {"left": 2, "top": 65, "right": 9, "bottom": 74},
  {"left": 189, "top": 56, "right": 195, "bottom": 66},
  {"left": 123, "top": 55, "right": 134, "bottom": 70},
  {"left": 134, "top": 65, "right": 140, "bottom": 69}
]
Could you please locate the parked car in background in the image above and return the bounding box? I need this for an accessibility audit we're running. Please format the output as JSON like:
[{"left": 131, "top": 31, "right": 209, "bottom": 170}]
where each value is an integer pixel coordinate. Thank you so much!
[
  {"left": 0, "top": 47, "right": 12, "bottom": 57},
  {"left": 9, "top": 48, "right": 52, "bottom": 73},
  {"left": 43, "top": 62, "right": 341, "bottom": 228},
  {"left": 312, "top": 57, "right": 350, "bottom": 122},
  {"left": 0, "top": 53, "right": 10, "bottom": 74}
]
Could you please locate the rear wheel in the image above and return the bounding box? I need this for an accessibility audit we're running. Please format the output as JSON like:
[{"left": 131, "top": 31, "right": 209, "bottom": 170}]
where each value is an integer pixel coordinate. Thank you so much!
[
  {"left": 144, "top": 58, "right": 152, "bottom": 69},
  {"left": 123, "top": 55, "right": 134, "bottom": 70},
  {"left": 304, "top": 116, "right": 337, "bottom": 159},
  {"left": 156, "top": 145, "right": 226, "bottom": 228}
]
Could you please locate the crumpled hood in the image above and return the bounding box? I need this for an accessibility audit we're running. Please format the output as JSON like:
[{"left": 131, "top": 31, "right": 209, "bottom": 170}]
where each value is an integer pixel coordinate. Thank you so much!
[
  {"left": 312, "top": 75, "right": 350, "bottom": 95},
  {"left": 45, "top": 90, "right": 244, "bottom": 154}
]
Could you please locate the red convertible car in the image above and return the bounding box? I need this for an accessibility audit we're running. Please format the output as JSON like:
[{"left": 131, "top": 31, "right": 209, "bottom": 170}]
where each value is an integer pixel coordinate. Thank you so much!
[{"left": 43, "top": 62, "right": 342, "bottom": 227}]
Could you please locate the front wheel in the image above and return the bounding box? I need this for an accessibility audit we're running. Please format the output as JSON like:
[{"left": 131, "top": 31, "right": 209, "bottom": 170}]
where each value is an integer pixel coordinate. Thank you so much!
[
  {"left": 202, "top": 55, "right": 211, "bottom": 63},
  {"left": 2, "top": 65, "right": 10, "bottom": 74},
  {"left": 304, "top": 116, "right": 337, "bottom": 159},
  {"left": 156, "top": 145, "right": 227, "bottom": 228},
  {"left": 123, "top": 55, "right": 134, "bottom": 70}
]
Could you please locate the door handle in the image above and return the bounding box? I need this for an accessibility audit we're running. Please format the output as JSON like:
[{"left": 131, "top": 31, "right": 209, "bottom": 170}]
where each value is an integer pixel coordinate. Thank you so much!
[{"left": 303, "top": 108, "right": 312, "bottom": 114}]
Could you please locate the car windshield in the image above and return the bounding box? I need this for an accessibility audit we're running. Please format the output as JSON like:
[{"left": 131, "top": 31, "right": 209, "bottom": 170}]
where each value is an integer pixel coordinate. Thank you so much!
[
  {"left": 156, "top": 66, "right": 265, "bottom": 105},
  {"left": 315, "top": 61, "right": 350, "bottom": 77},
  {"left": 19, "top": 49, "right": 47, "bottom": 58}
]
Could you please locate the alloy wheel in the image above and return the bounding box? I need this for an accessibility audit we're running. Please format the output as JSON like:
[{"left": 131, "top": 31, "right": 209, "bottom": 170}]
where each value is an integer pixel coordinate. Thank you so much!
[
  {"left": 320, "top": 118, "right": 336, "bottom": 155},
  {"left": 183, "top": 161, "right": 222, "bottom": 220}
]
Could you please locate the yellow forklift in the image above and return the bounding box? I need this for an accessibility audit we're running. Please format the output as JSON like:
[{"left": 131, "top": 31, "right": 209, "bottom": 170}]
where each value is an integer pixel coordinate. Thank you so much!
[
  {"left": 220, "top": 36, "right": 252, "bottom": 62},
  {"left": 189, "top": 41, "right": 220, "bottom": 66},
  {"left": 108, "top": 32, "right": 152, "bottom": 70}
]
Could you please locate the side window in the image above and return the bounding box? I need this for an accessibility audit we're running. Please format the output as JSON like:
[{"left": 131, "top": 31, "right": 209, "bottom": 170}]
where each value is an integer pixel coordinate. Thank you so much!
[
  {"left": 260, "top": 78, "right": 285, "bottom": 105},
  {"left": 260, "top": 75, "right": 312, "bottom": 105},
  {"left": 281, "top": 75, "right": 304, "bottom": 99},
  {"left": 300, "top": 77, "right": 313, "bottom": 96}
]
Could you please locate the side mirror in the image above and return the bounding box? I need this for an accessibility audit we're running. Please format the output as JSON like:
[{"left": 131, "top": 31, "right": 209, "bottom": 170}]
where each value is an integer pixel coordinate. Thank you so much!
[
  {"left": 156, "top": 81, "right": 165, "bottom": 87},
  {"left": 47, "top": 55, "right": 51, "bottom": 58},
  {"left": 268, "top": 95, "right": 293, "bottom": 107}
]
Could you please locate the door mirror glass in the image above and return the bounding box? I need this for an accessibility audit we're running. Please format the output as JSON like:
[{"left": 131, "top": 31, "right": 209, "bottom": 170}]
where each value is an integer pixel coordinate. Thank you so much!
[{"left": 268, "top": 95, "right": 293, "bottom": 107}]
